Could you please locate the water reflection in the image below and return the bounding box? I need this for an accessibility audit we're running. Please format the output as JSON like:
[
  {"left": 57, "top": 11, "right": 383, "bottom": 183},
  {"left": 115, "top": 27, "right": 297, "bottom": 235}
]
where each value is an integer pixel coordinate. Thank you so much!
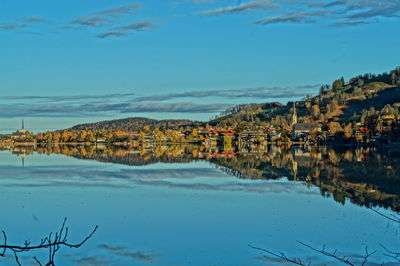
[{"left": 4, "top": 144, "right": 400, "bottom": 213}]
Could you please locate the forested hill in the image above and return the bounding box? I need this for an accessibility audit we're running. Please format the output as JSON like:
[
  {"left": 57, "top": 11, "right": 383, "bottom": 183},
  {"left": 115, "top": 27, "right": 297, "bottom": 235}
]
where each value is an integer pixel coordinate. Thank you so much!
[
  {"left": 71, "top": 117, "right": 196, "bottom": 131},
  {"left": 70, "top": 67, "right": 400, "bottom": 134},
  {"left": 210, "top": 66, "right": 400, "bottom": 133}
]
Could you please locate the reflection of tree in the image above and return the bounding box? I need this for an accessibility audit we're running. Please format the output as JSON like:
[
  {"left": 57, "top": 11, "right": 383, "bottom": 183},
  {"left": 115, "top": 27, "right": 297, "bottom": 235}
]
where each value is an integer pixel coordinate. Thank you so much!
[
  {"left": 249, "top": 204, "right": 400, "bottom": 265},
  {"left": 7, "top": 144, "right": 400, "bottom": 212}
]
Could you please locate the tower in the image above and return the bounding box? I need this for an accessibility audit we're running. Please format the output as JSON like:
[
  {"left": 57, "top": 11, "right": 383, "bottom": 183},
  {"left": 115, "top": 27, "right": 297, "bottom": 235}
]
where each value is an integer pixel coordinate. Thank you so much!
[
  {"left": 21, "top": 120, "right": 26, "bottom": 133},
  {"left": 291, "top": 102, "right": 298, "bottom": 126}
]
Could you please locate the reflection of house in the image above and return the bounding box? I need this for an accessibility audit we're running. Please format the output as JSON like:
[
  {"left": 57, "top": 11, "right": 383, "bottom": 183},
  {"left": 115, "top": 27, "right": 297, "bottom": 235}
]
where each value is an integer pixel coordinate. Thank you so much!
[
  {"left": 382, "top": 114, "right": 396, "bottom": 131},
  {"left": 355, "top": 127, "right": 370, "bottom": 140},
  {"left": 269, "top": 132, "right": 281, "bottom": 142}
]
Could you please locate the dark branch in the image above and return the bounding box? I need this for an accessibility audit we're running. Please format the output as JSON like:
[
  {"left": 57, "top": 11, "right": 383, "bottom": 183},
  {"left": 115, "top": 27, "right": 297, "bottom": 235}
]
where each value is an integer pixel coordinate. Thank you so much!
[
  {"left": 0, "top": 218, "right": 98, "bottom": 265},
  {"left": 248, "top": 244, "right": 309, "bottom": 266},
  {"left": 380, "top": 244, "right": 400, "bottom": 262},
  {"left": 297, "top": 241, "right": 355, "bottom": 265}
]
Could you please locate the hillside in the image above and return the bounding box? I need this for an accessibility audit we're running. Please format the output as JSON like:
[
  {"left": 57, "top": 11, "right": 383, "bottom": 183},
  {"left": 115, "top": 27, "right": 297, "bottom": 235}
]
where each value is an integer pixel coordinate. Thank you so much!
[
  {"left": 68, "top": 67, "right": 400, "bottom": 135},
  {"left": 71, "top": 117, "right": 197, "bottom": 131},
  {"left": 211, "top": 67, "right": 400, "bottom": 134}
]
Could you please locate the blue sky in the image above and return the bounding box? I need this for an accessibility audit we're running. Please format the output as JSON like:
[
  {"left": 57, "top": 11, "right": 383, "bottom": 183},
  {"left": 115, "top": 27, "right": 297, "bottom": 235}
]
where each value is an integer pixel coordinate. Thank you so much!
[{"left": 0, "top": 0, "right": 399, "bottom": 132}]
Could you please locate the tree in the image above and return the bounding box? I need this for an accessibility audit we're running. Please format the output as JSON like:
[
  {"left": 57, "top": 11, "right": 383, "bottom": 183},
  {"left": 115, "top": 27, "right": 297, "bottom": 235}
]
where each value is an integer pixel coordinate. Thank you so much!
[
  {"left": 344, "top": 123, "right": 353, "bottom": 138},
  {"left": 86, "top": 130, "right": 95, "bottom": 142},
  {"left": 53, "top": 132, "right": 61, "bottom": 143},
  {"left": 0, "top": 218, "right": 98, "bottom": 266},
  {"left": 309, "top": 127, "right": 321, "bottom": 139},
  {"left": 61, "top": 131, "right": 71, "bottom": 143},
  {"left": 311, "top": 105, "right": 320, "bottom": 119},
  {"left": 45, "top": 131, "right": 53, "bottom": 143},
  {"left": 79, "top": 130, "right": 87, "bottom": 141},
  {"left": 332, "top": 77, "right": 345, "bottom": 90},
  {"left": 328, "top": 122, "right": 342, "bottom": 135}
]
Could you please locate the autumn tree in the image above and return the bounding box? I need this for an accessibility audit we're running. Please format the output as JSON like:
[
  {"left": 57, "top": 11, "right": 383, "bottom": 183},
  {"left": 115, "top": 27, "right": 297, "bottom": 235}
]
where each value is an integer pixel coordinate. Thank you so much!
[
  {"left": 343, "top": 123, "right": 353, "bottom": 138},
  {"left": 79, "top": 130, "right": 88, "bottom": 141},
  {"left": 311, "top": 105, "right": 320, "bottom": 119},
  {"left": 86, "top": 130, "right": 95, "bottom": 142},
  {"left": 53, "top": 131, "right": 61, "bottom": 143},
  {"left": 328, "top": 122, "right": 342, "bottom": 135},
  {"left": 45, "top": 131, "right": 53, "bottom": 143}
]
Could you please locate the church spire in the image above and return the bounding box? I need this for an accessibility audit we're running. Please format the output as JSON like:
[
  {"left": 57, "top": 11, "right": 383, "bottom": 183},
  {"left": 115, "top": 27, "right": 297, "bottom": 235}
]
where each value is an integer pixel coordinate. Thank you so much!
[
  {"left": 21, "top": 119, "right": 26, "bottom": 133},
  {"left": 291, "top": 102, "right": 298, "bottom": 126}
]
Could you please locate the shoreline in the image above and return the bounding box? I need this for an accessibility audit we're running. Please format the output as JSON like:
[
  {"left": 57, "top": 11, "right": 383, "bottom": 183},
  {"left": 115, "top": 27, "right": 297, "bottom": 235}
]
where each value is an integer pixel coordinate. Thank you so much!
[{"left": 2, "top": 141, "right": 400, "bottom": 149}]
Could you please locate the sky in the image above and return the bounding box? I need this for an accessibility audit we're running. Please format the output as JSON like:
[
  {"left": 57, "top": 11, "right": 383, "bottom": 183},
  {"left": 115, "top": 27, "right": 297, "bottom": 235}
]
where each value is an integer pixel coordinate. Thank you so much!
[{"left": 0, "top": 0, "right": 400, "bottom": 133}]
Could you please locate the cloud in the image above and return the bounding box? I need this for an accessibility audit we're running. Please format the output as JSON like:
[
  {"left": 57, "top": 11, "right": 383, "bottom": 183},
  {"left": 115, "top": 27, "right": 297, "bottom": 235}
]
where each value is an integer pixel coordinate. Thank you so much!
[
  {"left": 0, "top": 163, "right": 320, "bottom": 196},
  {"left": 0, "top": 23, "right": 29, "bottom": 31},
  {"left": 97, "top": 31, "right": 127, "bottom": 38},
  {"left": 4, "top": 93, "right": 136, "bottom": 102},
  {"left": 201, "top": 0, "right": 278, "bottom": 15},
  {"left": 3, "top": 101, "right": 228, "bottom": 117},
  {"left": 190, "top": 0, "right": 217, "bottom": 3},
  {"left": 116, "top": 101, "right": 229, "bottom": 113},
  {"left": 0, "top": 165, "right": 228, "bottom": 184},
  {"left": 67, "top": 3, "right": 150, "bottom": 38},
  {"left": 111, "top": 20, "right": 158, "bottom": 32},
  {"left": 98, "top": 244, "right": 159, "bottom": 263},
  {"left": 114, "top": 251, "right": 159, "bottom": 263},
  {"left": 295, "top": 84, "right": 322, "bottom": 90},
  {"left": 305, "top": 0, "right": 347, "bottom": 8},
  {"left": 0, "top": 85, "right": 318, "bottom": 118},
  {"left": 332, "top": 20, "right": 374, "bottom": 27},
  {"left": 19, "top": 31, "right": 45, "bottom": 36},
  {"left": 202, "top": 0, "right": 400, "bottom": 26},
  {"left": 0, "top": 101, "right": 228, "bottom": 118},
  {"left": 97, "top": 244, "right": 128, "bottom": 251},
  {"left": 70, "top": 16, "right": 112, "bottom": 27},
  {"left": 71, "top": 256, "right": 112, "bottom": 265},
  {"left": 254, "top": 10, "right": 333, "bottom": 25},
  {"left": 97, "top": 20, "right": 158, "bottom": 39},
  {"left": 169, "top": 0, "right": 217, "bottom": 7},
  {"left": 95, "top": 3, "right": 142, "bottom": 17},
  {"left": 20, "top": 17, "right": 52, "bottom": 24},
  {"left": 136, "top": 86, "right": 317, "bottom": 102}
]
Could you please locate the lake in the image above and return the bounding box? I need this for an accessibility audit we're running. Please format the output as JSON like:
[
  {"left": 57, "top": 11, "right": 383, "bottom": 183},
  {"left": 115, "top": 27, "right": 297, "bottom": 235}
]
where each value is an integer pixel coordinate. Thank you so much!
[{"left": 0, "top": 144, "right": 399, "bottom": 265}]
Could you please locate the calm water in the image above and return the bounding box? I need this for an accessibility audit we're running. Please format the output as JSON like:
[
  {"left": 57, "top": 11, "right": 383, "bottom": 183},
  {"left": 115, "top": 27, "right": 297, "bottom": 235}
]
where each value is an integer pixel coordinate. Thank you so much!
[{"left": 0, "top": 145, "right": 399, "bottom": 265}]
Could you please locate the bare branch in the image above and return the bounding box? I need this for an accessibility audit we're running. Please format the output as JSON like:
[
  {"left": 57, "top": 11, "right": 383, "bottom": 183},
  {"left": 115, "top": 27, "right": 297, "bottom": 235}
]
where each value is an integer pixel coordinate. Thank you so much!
[
  {"left": 13, "top": 251, "right": 21, "bottom": 266},
  {"left": 33, "top": 256, "right": 43, "bottom": 266},
  {"left": 0, "top": 218, "right": 98, "bottom": 265},
  {"left": 361, "top": 246, "right": 376, "bottom": 266},
  {"left": 366, "top": 206, "right": 400, "bottom": 224},
  {"left": 248, "top": 244, "right": 308, "bottom": 266},
  {"left": 297, "top": 241, "right": 355, "bottom": 265},
  {"left": 380, "top": 244, "right": 400, "bottom": 262},
  {"left": 1, "top": 231, "right": 7, "bottom": 257}
]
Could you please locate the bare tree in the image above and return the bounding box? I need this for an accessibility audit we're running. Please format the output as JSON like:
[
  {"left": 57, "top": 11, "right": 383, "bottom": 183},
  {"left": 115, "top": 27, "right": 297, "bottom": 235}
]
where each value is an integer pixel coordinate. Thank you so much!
[
  {"left": 249, "top": 242, "right": 375, "bottom": 266},
  {"left": 249, "top": 205, "right": 399, "bottom": 265},
  {"left": 0, "top": 218, "right": 98, "bottom": 266}
]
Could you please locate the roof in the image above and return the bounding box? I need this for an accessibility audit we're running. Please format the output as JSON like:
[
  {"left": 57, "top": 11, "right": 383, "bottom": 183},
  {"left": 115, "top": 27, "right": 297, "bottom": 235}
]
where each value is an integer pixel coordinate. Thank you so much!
[
  {"left": 293, "top": 123, "right": 321, "bottom": 131},
  {"left": 12, "top": 131, "right": 27, "bottom": 137}
]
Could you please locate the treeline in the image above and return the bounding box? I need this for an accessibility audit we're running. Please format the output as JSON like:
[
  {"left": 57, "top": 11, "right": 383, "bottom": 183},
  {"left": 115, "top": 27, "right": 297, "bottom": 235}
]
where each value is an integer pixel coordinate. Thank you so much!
[
  {"left": 71, "top": 117, "right": 196, "bottom": 132},
  {"left": 212, "top": 66, "right": 400, "bottom": 138},
  {"left": 18, "top": 126, "right": 208, "bottom": 144}
]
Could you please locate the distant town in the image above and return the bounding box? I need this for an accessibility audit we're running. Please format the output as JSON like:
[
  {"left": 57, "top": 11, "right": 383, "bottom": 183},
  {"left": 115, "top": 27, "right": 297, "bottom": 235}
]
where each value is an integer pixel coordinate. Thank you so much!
[{"left": 1, "top": 67, "right": 400, "bottom": 149}]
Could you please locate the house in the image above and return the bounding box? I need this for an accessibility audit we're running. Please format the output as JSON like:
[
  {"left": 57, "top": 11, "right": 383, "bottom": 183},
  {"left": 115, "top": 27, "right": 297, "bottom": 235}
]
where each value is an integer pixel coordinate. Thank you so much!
[
  {"left": 11, "top": 120, "right": 29, "bottom": 141},
  {"left": 291, "top": 103, "right": 322, "bottom": 137},
  {"left": 292, "top": 123, "right": 322, "bottom": 136}
]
